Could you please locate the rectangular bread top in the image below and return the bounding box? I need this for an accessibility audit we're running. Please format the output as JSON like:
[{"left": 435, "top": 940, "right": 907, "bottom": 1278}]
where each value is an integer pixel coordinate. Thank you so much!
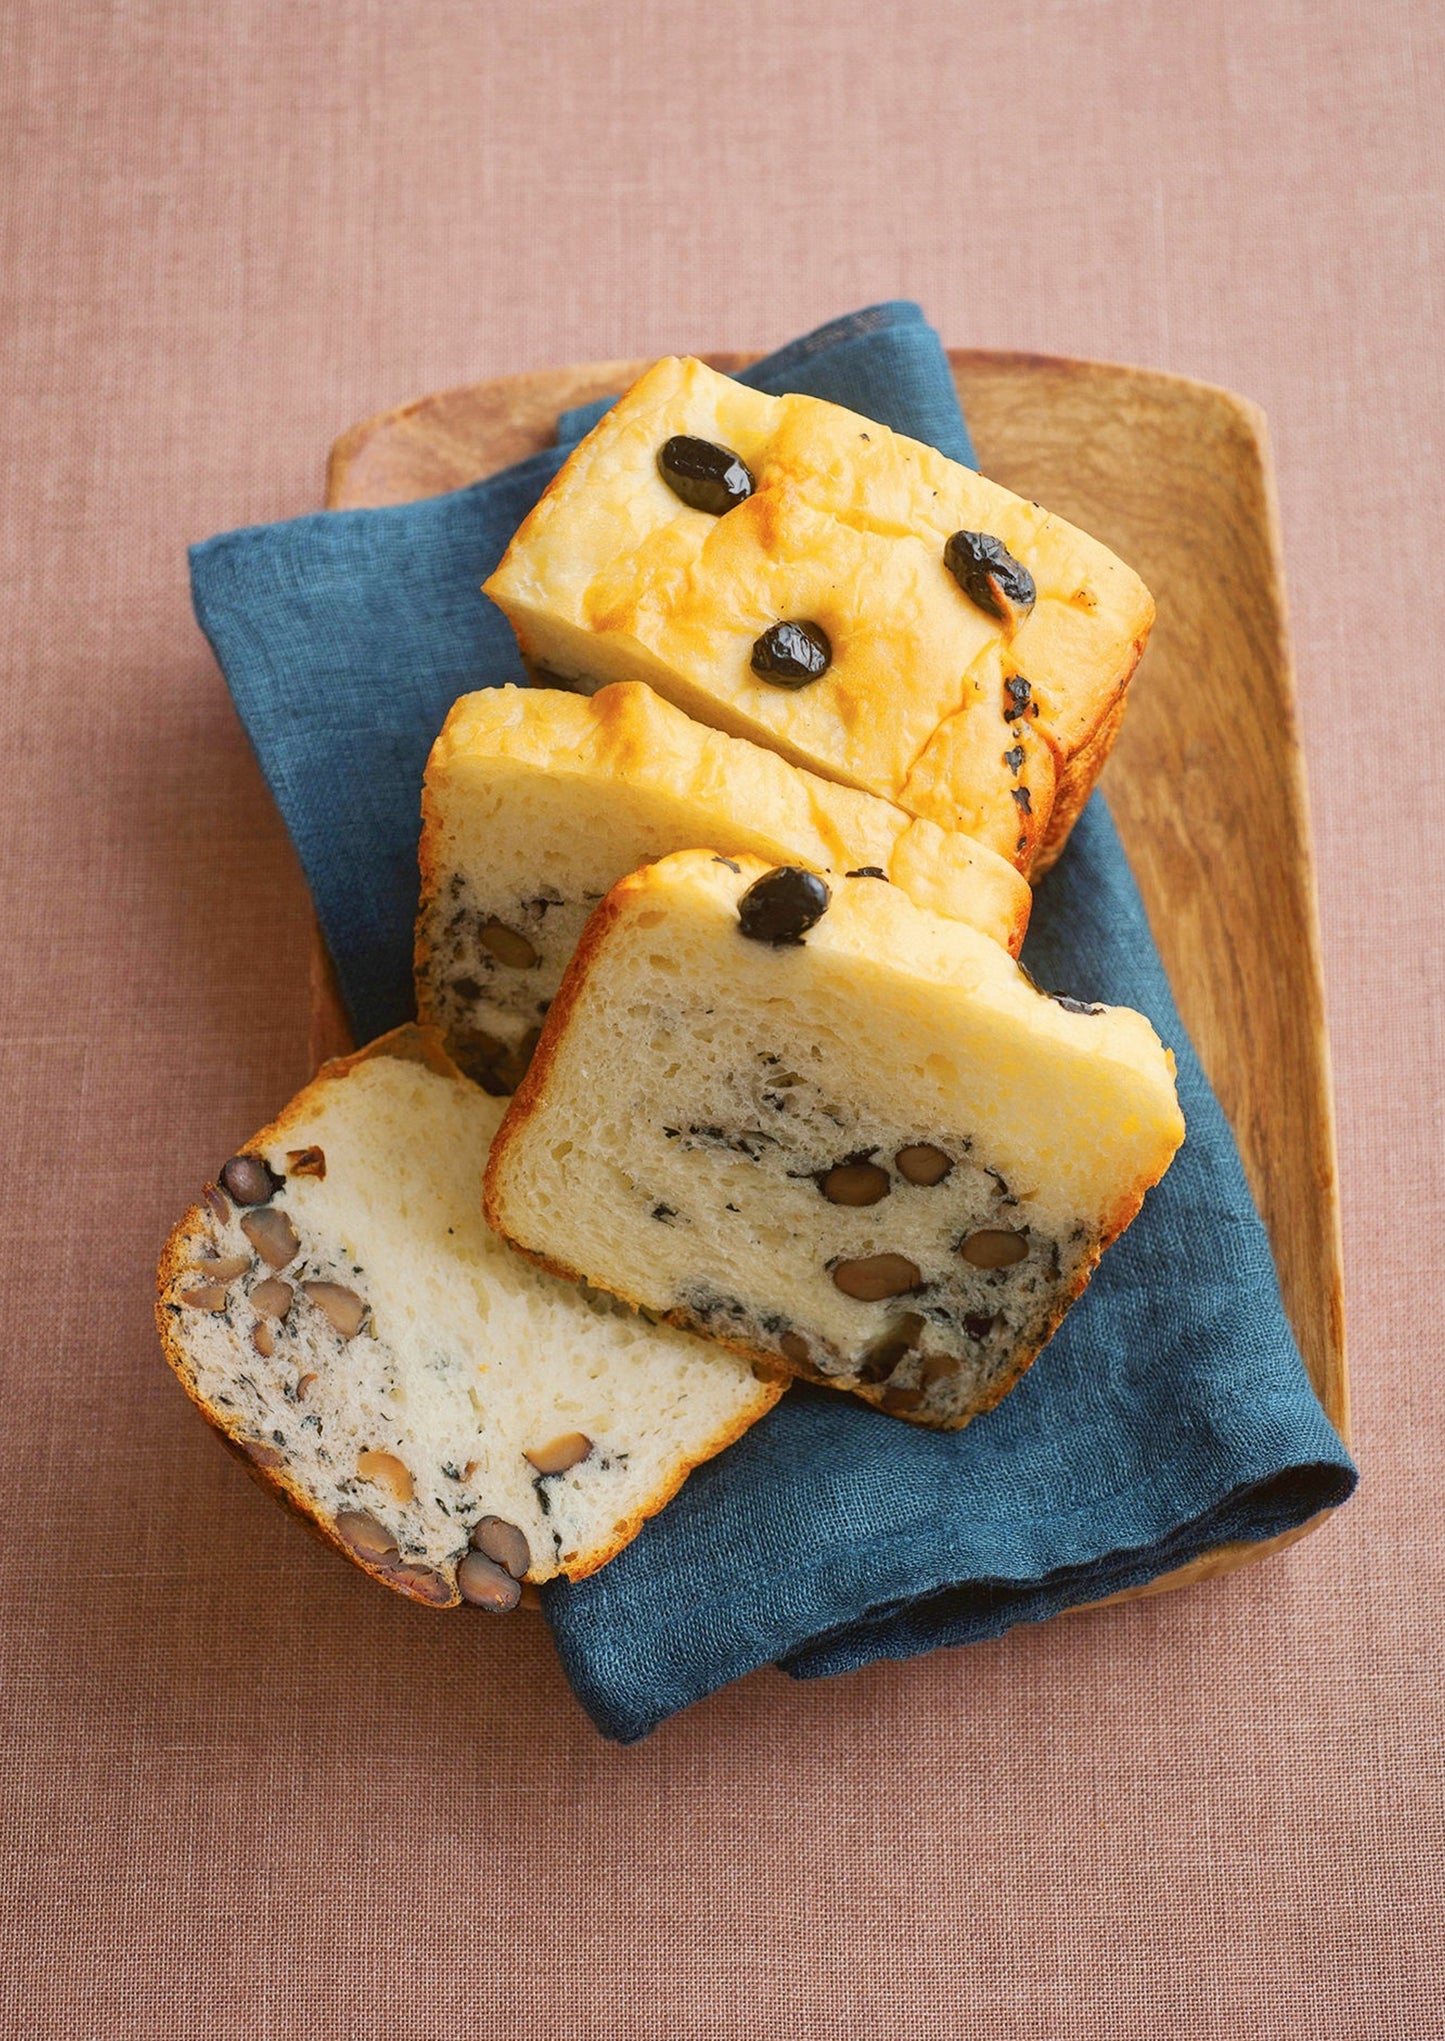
[
  {"left": 484, "top": 851, "right": 1185, "bottom": 1430},
  {"left": 483, "top": 356, "right": 1154, "bottom": 869},
  {"left": 417, "top": 680, "right": 1033, "bottom": 1090},
  {"left": 156, "top": 1026, "right": 781, "bottom": 1604}
]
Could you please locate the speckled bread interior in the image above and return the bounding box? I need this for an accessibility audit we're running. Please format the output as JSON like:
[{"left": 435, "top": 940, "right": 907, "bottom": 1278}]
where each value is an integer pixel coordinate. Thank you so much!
[
  {"left": 482, "top": 356, "right": 1154, "bottom": 875},
  {"left": 416, "top": 679, "right": 1031, "bottom": 1093},
  {"left": 485, "top": 851, "right": 1185, "bottom": 1430},
  {"left": 156, "top": 1026, "right": 782, "bottom": 1607}
]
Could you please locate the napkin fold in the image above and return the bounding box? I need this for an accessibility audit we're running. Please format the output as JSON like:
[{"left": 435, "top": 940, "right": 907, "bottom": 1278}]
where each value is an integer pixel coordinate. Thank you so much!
[{"left": 190, "top": 302, "right": 1354, "bottom": 1743}]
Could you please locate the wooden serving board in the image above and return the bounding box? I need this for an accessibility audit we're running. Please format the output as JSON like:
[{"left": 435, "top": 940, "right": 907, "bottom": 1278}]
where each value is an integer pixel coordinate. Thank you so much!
[{"left": 317, "top": 349, "right": 1349, "bottom": 1608}]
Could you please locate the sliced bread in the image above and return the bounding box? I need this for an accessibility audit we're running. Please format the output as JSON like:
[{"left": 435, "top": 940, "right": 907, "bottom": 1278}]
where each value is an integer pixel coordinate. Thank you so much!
[
  {"left": 416, "top": 679, "right": 1031, "bottom": 1092},
  {"left": 482, "top": 356, "right": 1154, "bottom": 873},
  {"left": 484, "top": 852, "right": 1185, "bottom": 1430},
  {"left": 156, "top": 1027, "right": 782, "bottom": 1607}
]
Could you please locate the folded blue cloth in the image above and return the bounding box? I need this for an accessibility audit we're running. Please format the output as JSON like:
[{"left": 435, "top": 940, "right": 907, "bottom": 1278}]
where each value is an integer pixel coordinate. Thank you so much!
[{"left": 191, "top": 302, "right": 1354, "bottom": 1742}]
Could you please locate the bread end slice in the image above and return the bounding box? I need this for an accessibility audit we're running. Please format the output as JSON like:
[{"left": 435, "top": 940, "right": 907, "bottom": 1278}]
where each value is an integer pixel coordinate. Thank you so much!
[{"left": 158, "top": 1026, "right": 781, "bottom": 1608}]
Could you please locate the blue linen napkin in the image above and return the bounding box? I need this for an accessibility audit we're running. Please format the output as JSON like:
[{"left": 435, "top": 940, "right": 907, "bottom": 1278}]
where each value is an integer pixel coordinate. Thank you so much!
[{"left": 190, "top": 302, "right": 1355, "bottom": 1742}]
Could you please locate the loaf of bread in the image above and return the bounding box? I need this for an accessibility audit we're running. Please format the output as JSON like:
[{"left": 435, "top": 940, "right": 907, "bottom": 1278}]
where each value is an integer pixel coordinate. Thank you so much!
[
  {"left": 416, "top": 680, "right": 1031, "bottom": 1093},
  {"left": 156, "top": 1027, "right": 782, "bottom": 1608},
  {"left": 482, "top": 357, "right": 1154, "bottom": 874},
  {"left": 484, "top": 852, "right": 1185, "bottom": 1430}
]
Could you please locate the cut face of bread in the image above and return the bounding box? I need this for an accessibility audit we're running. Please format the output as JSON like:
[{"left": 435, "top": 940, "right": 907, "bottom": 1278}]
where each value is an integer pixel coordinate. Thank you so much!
[
  {"left": 482, "top": 356, "right": 1154, "bottom": 873},
  {"left": 156, "top": 1028, "right": 781, "bottom": 1607},
  {"left": 416, "top": 680, "right": 1031, "bottom": 1093},
  {"left": 485, "top": 853, "right": 1185, "bottom": 1431}
]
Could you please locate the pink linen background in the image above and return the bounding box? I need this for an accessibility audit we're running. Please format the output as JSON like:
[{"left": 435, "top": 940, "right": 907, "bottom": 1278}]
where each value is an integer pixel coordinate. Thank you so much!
[{"left": 2, "top": 1, "right": 1440, "bottom": 2035}]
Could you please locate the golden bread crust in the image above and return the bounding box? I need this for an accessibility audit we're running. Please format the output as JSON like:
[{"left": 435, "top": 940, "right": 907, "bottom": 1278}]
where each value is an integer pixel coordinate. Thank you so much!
[
  {"left": 1030, "top": 647, "right": 1141, "bottom": 877},
  {"left": 483, "top": 879, "right": 644, "bottom": 1242},
  {"left": 484, "top": 357, "right": 1155, "bottom": 874}
]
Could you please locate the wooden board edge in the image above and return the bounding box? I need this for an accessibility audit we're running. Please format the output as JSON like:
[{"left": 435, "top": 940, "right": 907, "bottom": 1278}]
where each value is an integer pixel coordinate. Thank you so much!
[
  {"left": 1242, "top": 405, "right": 1351, "bottom": 1447},
  {"left": 328, "top": 345, "right": 1275, "bottom": 501},
  {"left": 946, "top": 344, "right": 1279, "bottom": 418},
  {"left": 1072, "top": 1506, "right": 1345, "bottom": 1615},
  {"left": 326, "top": 351, "right": 759, "bottom": 509}
]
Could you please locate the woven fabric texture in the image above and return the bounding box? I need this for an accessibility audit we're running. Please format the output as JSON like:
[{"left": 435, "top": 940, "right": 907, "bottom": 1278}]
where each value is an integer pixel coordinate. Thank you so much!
[{"left": 2, "top": 0, "right": 1440, "bottom": 2032}]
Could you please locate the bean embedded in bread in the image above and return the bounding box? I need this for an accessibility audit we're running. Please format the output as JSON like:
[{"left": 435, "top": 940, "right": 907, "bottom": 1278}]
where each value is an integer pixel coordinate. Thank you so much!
[
  {"left": 482, "top": 356, "right": 1154, "bottom": 874},
  {"left": 156, "top": 1027, "right": 782, "bottom": 1605},
  {"left": 484, "top": 853, "right": 1186, "bottom": 1431},
  {"left": 414, "top": 680, "right": 1030, "bottom": 1093}
]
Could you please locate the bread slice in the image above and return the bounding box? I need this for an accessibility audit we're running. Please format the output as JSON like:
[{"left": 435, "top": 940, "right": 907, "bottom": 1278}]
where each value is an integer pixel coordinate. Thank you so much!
[
  {"left": 416, "top": 680, "right": 1031, "bottom": 1092},
  {"left": 156, "top": 1027, "right": 781, "bottom": 1608},
  {"left": 484, "top": 852, "right": 1185, "bottom": 1430},
  {"left": 482, "top": 356, "right": 1154, "bottom": 874}
]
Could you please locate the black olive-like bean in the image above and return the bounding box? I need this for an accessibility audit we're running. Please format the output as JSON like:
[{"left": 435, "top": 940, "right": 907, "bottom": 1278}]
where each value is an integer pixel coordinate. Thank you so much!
[
  {"left": 657, "top": 434, "right": 754, "bottom": 515},
  {"left": 1052, "top": 994, "right": 1105, "bottom": 1016},
  {"left": 389, "top": 1563, "right": 453, "bottom": 1606},
  {"left": 736, "top": 866, "right": 831, "bottom": 946},
  {"left": 959, "top": 1228, "right": 1029, "bottom": 1270},
  {"left": 943, "top": 530, "right": 1037, "bottom": 623},
  {"left": 525, "top": 1431, "right": 592, "bottom": 1475},
  {"left": 457, "top": 1551, "right": 522, "bottom": 1612},
  {"left": 335, "top": 1509, "right": 398, "bottom": 1564},
  {"left": 819, "top": 1160, "right": 890, "bottom": 1207},
  {"left": 831, "top": 1254, "right": 922, "bottom": 1302},
  {"left": 478, "top": 919, "right": 539, "bottom": 969},
  {"left": 895, "top": 1143, "right": 951, "bottom": 1186},
  {"left": 239, "top": 1207, "right": 299, "bottom": 1271},
  {"left": 749, "top": 620, "right": 832, "bottom": 687},
  {"left": 1003, "top": 675, "right": 1034, "bottom": 721},
  {"left": 219, "top": 1154, "right": 284, "bottom": 1205},
  {"left": 470, "top": 1515, "right": 531, "bottom": 1580}
]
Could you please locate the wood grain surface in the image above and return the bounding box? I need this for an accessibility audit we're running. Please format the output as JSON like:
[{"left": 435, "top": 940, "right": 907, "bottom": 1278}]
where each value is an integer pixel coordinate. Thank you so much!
[{"left": 318, "top": 349, "right": 1349, "bottom": 1607}]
